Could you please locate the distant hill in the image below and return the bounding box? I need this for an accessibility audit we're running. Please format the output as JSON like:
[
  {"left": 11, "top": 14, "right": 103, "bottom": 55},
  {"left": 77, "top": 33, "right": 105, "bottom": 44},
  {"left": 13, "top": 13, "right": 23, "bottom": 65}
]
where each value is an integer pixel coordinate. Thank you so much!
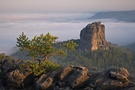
[
  {"left": 90, "top": 10, "right": 135, "bottom": 22},
  {"left": 125, "top": 42, "right": 135, "bottom": 52}
]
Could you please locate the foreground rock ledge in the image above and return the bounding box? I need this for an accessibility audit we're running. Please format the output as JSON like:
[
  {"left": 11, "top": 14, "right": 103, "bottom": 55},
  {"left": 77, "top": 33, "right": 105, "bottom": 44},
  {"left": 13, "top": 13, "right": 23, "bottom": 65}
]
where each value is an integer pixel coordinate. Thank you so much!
[{"left": 0, "top": 59, "right": 135, "bottom": 90}]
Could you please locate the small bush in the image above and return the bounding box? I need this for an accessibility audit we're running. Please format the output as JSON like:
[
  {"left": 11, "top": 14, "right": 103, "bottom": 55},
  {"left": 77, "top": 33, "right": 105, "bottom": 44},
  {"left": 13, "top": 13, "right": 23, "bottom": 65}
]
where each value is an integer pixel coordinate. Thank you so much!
[{"left": 19, "top": 60, "right": 59, "bottom": 76}]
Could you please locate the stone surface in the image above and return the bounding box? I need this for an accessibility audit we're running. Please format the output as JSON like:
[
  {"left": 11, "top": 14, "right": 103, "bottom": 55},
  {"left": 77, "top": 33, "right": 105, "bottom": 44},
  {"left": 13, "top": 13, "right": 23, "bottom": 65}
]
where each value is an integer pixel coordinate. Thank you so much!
[
  {"left": 60, "top": 65, "right": 74, "bottom": 81},
  {"left": 1, "top": 59, "right": 22, "bottom": 74},
  {"left": 0, "top": 59, "right": 135, "bottom": 90},
  {"left": 35, "top": 74, "right": 53, "bottom": 90},
  {"left": 0, "top": 59, "right": 34, "bottom": 89},
  {"left": 80, "top": 22, "right": 108, "bottom": 51},
  {"left": 6, "top": 69, "right": 25, "bottom": 88},
  {"left": 6, "top": 69, "right": 34, "bottom": 88},
  {"left": 87, "top": 67, "right": 135, "bottom": 90},
  {"left": 58, "top": 66, "right": 90, "bottom": 89}
]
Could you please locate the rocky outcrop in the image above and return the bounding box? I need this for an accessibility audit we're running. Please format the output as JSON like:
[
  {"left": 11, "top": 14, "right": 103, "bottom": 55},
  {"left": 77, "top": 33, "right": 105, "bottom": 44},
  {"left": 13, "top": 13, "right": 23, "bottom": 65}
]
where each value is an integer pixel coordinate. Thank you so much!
[
  {"left": 88, "top": 67, "right": 135, "bottom": 90},
  {"left": 0, "top": 59, "right": 34, "bottom": 89},
  {"left": 1, "top": 59, "right": 22, "bottom": 74},
  {"left": 0, "top": 59, "right": 135, "bottom": 90},
  {"left": 6, "top": 69, "right": 34, "bottom": 88},
  {"left": 53, "top": 66, "right": 135, "bottom": 90},
  {"left": 80, "top": 22, "right": 109, "bottom": 51},
  {"left": 58, "top": 66, "right": 90, "bottom": 89},
  {"left": 35, "top": 74, "right": 53, "bottom": 90}
]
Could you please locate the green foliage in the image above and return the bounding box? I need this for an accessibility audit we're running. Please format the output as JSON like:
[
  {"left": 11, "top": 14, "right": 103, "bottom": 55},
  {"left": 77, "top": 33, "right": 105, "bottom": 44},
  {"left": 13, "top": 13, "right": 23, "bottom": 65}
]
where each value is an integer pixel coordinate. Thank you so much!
[
  {"left": 63, "top": 40, "right": 78, "bottom": 51},
  {"left": 14, "top": 37, "right": 135, "bottom": 73},
  {"left": 41, "top": 61, "right": 59, "bottom": 72},
  {"left": 16, "top": 32, "right": 59, "bottom": 61},
  {"left": 16, "top": 32, "right": 77, "bottom": 76},
  {"left": 19, "top": 60, "right": 59, "bottom": 76},
  {"left": 0, "top": 53, "right": 11, "bottom": 60},
  {"left": 54, "top": 42, "right": 135, "bottom": 73},
  {"left": 16, "top": 32, "right": 77, "bottom": 62},
  {"left": 15, "top": 35, "right": 135, "bottom": 73}
]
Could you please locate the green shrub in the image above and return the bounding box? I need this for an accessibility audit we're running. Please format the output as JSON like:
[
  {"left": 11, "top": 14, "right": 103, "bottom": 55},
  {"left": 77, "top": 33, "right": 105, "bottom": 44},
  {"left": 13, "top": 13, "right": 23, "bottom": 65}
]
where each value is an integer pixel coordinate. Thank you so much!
[{"left": 19, "top": 60, "right": 59, "bottom": 76}]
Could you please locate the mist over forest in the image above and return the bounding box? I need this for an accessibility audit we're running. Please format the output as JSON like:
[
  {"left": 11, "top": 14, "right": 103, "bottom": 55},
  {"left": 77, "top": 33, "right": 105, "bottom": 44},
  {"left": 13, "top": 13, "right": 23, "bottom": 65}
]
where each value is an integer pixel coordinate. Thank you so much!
[
  {"left": 0, "top": 10, "right": 135, "bottom": 54},
  {"left": 1, "top": 0, "right": 135, "bottom": 89}
]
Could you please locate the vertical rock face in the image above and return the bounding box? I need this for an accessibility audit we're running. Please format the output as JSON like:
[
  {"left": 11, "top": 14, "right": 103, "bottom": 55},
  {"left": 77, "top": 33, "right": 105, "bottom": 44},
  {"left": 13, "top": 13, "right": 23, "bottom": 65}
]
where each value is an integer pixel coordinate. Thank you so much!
[{"left": 80, "top": 22, "right": 108, "bottom": 51}]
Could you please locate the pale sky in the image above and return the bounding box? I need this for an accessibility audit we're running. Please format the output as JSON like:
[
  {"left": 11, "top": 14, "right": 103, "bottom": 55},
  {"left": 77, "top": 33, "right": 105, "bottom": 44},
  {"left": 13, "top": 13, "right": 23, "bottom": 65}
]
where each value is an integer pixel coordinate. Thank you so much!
[{"left": 0, "top": 0, "right": 135, "bottom": 12}]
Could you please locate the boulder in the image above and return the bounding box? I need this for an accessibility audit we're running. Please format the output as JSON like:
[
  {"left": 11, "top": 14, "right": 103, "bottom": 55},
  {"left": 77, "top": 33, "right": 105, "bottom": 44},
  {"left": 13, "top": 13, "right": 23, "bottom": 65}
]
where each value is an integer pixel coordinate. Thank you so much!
[
  {"left": 1, "top": 59, "right": 22, "bottom": 74},
  {"left": 86, "top": 67, "right": 135, "bottom": 90},
  {"left": 58, "top": 66, "right": 90, "bottom": 89},
  {"left": 6, "top": 69, "right": 34, "bottom": 88},
  {"left": 35, "top": 74, "right": 53, "bottom": 90},
  {"left": 60, "top": 65, "right": 74, "bottom": 81},
  {"left": 0, "top": 59, "right": 135, "bottom": 90},
  {"left": 6, "top": 69, "right": 25, "bottom": 88}
]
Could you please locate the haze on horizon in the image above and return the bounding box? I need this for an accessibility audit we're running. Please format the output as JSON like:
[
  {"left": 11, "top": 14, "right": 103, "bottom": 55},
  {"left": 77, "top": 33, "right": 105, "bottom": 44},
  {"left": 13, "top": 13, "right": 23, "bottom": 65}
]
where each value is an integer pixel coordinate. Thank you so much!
[
  {"left": 0, "top": 0, "right": 135, "bottom": 13},
  {"left": 0, "top": 0, "right": 135, "bottom": 54}
]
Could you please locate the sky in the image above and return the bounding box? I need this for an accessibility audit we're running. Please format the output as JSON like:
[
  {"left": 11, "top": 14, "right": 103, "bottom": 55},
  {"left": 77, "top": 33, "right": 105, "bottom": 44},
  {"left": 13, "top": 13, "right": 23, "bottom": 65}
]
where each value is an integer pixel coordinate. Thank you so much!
[{"left": 0, "top": 0, "right": 135, "bottom": 12}]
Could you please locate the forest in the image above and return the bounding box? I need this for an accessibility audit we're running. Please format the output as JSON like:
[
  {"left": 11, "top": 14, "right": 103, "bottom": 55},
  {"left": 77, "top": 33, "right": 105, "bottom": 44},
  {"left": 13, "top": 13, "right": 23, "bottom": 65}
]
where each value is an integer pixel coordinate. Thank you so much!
[
  {"left": 10, "top": 37, "right": 135, "bottom": 74},
  {"left": 51, "top": 40, "right": 135, "bottom": 73}
]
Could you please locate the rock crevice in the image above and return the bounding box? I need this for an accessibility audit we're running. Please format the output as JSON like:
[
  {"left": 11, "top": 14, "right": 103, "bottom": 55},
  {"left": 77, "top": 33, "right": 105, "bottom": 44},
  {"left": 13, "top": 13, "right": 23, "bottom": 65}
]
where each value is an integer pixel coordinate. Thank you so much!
[{"left": 0, "top": 59, "right": 135, "bottom": 90}]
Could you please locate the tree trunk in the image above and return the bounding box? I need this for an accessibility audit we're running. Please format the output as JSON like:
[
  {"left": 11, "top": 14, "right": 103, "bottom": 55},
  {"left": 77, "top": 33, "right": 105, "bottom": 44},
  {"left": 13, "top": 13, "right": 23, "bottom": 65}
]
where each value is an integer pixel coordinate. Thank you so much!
[{"left": 43, "top": 56, "right": 48, "bottom": 62}]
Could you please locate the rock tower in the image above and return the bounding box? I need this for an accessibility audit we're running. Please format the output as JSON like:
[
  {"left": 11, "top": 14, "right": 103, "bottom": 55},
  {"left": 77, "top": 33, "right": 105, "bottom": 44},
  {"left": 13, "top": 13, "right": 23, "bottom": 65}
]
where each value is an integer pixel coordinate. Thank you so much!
[{"left": 80, "top": 22, "right": 108, "bottom": 51}]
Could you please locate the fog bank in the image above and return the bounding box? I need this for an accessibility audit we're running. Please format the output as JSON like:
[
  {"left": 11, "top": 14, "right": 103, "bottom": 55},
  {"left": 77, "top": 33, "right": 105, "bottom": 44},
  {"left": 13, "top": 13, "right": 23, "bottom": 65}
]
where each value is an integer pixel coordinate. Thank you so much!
[{"left": 0, "top": 13, "right": 135, "bottom": 54}]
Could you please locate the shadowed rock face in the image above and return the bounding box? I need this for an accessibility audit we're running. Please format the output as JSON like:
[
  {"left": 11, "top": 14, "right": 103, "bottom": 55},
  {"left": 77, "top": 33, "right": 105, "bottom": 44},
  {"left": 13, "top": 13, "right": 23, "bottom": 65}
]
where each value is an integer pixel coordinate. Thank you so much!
[
  {"left": 0, "top": 59, "right": 135, "bottom": 90},
  {"left": 80, "top": 22, "right": 109, "bottom": 51}
]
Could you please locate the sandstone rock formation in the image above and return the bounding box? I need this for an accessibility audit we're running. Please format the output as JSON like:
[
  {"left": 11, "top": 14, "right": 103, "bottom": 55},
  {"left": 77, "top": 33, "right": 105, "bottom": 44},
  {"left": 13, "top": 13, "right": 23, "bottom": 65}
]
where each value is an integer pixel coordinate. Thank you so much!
[
  {"left": 1, "top": 60, "right": 135, "bottom": 90},
  {"left": 35, "top": 74, "right": 53, "bottom": 90},
  {"left": 0, "top": 59, "right": 34, "bottom": 89},
  {"left": 6, "top": 69, "right": 34, "bottom": 88},
  {"left": 58, "top": 65, "right": 90, "bottom": 89},
  {"left": 80, "top": 22, "right": 109, "bottom": 51}
]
